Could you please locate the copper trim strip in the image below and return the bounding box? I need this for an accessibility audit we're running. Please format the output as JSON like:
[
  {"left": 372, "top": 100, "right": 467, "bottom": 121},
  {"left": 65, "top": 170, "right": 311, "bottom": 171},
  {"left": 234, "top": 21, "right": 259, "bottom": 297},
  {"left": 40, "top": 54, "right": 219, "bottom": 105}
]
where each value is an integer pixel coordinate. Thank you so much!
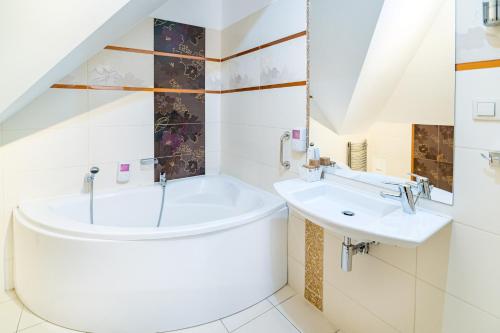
[
  {"left": 456, "top": 59, "right": 500, "bottom": 71},
  {"left": 104, "top": 30, "right": 307, "bottom": 63},
  {"left": 51, "top": 81, "right": 306, "bottom": 94}
]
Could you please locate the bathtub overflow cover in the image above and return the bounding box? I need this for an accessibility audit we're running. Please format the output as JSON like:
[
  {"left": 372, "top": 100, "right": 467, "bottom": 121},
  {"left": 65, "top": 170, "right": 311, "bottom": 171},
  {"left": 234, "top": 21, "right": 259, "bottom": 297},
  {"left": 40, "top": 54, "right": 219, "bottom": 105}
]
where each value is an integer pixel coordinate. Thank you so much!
[{"left": 342, "top": 211, "right": 355, "bottom": 217}]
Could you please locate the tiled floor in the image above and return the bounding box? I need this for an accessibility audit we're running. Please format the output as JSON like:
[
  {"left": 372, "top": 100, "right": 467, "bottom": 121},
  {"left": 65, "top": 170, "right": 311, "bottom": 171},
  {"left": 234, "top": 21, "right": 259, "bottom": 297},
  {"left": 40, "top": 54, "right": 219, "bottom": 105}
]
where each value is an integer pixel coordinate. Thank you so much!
[{"left": 0, "top": 285, "right": 340, "bottom": 333}]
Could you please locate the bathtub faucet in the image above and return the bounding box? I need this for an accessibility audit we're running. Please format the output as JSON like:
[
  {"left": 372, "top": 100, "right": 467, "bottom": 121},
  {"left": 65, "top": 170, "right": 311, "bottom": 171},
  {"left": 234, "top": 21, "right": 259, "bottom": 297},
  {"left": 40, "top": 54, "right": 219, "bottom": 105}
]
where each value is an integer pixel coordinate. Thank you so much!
[
  {"left": 159, "top": 171, "right": 167, "bottom": 187},
  {"left": 85, "top": 167, "right": 99, "bottom": 225}
]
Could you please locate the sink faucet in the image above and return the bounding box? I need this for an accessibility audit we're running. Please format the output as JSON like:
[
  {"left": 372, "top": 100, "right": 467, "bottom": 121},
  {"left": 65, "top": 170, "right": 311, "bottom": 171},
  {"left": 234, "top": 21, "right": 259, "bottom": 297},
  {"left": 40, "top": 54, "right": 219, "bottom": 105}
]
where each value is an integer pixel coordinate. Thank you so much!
[
  {"left": 380, "top": 182, "right": 416, "bottom": 214},
  {"left": 408, "top": 173, "right": 433, "bottom": 200}
]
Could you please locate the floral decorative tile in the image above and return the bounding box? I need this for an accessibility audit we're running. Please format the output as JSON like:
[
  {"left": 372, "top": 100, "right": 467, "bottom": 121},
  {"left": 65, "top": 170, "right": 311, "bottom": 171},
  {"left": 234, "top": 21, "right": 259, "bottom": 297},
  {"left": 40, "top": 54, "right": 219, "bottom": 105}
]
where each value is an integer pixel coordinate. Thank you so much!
[
  {"left": 438, "top": 162, "right": 453, "bottom": 192},
  {"left": 413, "top": 125, "right": 438, "bottom": 160},
  {"left": 438, "top": 125, "right": 454, "bottom": 163},
  {"left": 155, "top": 123, "right": 205, "bottom": 158},
  {"left": 154, "top": 19, "right": 205, "bottom": 57},
  {"left": 155, "top": 151, "right": 205, "bottom": 181},
  {"left": 154, "top": 93, "right": 204, "bottom": 125},
  {"left": 413, "top": 158, "right": 439, "bottom": 188},
  {"left": 154, "top": 56, "right": 205, "bottom": 89}
]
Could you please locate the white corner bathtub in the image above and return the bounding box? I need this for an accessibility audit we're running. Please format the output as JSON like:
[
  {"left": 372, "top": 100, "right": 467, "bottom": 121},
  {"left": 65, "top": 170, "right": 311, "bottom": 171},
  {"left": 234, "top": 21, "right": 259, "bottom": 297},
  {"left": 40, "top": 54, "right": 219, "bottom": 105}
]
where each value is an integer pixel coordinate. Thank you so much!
[{"left": 13, "top": 175, "right": 288, "bottom": 333}]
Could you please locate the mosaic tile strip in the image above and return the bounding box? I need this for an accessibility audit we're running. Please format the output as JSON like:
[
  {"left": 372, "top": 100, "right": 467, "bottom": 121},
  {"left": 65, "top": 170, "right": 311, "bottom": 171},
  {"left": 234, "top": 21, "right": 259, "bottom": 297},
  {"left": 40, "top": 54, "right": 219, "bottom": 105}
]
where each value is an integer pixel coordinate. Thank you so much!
[
  {"left": 412, "top": 124, "right": 454, "bottom": 192},
  {"left": 305, "top": 219, "right": 324, "bottom": 311}
]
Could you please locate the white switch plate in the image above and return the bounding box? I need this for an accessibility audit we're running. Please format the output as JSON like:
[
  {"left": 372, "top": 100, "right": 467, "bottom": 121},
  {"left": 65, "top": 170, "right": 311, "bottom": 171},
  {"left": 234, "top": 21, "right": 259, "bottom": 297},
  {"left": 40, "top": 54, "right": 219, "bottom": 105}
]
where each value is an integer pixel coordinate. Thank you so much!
[{"left": 474, "top": 100, "right": 500, "bottom": 120}]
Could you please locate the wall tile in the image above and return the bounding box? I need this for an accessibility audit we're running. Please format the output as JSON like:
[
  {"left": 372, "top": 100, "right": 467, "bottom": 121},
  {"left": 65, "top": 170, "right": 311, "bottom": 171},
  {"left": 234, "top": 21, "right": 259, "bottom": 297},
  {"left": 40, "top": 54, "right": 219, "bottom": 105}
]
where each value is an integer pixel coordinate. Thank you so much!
[
  {"left": 368, "top": 243, "right": 417, "bottom": 275},
  {"left": 288, "top": 257, "right": 305, "bottom": 296},
  {"left": 416, "top": 224, "right": 452, "bottom": 289},
  {"left": 92, "top": 160, "right": 154, "bottom": 191},
  {"left": 415, "top": 279, "right": 445, "bottom": 333},
  {"left": 206, "top": 28, "right": 222, "bottom": 59},
  {"left": 221, "top": 0, "right": 307, "bottom": 58},
  {"left": 114, "top": 17, "right": 154, "bottom": 50},
  {"left": 154, "top": 56, "right": 205, "bottom": 89},
  {"left": 205, "top": 151, "right": 220, "bottom": 175},
  {"left": 155, "top": 123, "right": 204, "bottom": 158},
  {"left": 206, "top": 61, "right": 222, "bottom": 91},
  {"left": 205, "top": 94, "right": 221, "bottom": 123},
  {"left": 156, "top": 153, "right": 205, "bottom": 180},
  {"left": 455, "top": 68, "right": 500, "bottom": 151},
  {"left": 2, "top": 89, "right": 89, "bottom": 131},
  {"left": 445, "top": 222, "right": 500, "bottom": 317},
  {"left": 1, "top": 127, "right": 89, "bottom": 172},
  {"left": 323, "top": 282, "right": 399, "bottom": 333},
  {"left": 154, "top": 19, "right": 205, "bottom": 56},
  {"left": 453, "top": 147, "right": 500, "bottom": 235},
  {"left": 221, "top": 52, "right": 260, "bottom": 90},
  {"left": 324, "top": 232, "right": 415, "bottom": 333},
  {"left": 154, "top": 93, "right": 204, "bottom": 124},
  {"left": 260, "top": 36, "right": 307, "bottom": 85},
  {"left": 205, "top": 122, "right": 220, "bottom": 153},
  {"left": 288, "top": 213, "right": 305, "bottom": 265},
  {"left": 221, "top": 87, "right": 307, "bottom": 129},
  {"left": 57, "top": 63, "right": 88, "bottom": 85},
  {"left": 90, "top": 125, "right": 153, "bottom": 164},
  {"left": 88, "top": 50, "right": 153, "bottom": 87},
  {"left": 89, "top": 90, "right": 153, "bottom": 127}
]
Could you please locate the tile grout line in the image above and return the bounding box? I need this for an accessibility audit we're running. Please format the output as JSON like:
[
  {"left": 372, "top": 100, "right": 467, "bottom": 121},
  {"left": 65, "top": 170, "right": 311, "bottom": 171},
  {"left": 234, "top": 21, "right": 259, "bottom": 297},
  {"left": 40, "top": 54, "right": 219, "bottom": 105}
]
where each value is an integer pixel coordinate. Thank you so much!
[
  {"left": 228, "top": 306, "right": 276, "bottom": 333},
  {"left": 220, "top": 319, "right": 230, "bottom": 333},
  {"left": 15, "top": 305, "right": 24, "bottom": 332}
]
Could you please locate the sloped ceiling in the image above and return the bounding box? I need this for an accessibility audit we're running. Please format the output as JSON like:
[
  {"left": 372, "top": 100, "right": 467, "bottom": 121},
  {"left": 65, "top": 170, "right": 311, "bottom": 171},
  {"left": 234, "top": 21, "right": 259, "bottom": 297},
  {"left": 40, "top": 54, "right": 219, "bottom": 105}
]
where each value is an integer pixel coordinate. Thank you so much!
[
  {"left": 311, "top": 0, "right": 449, "bottom": 135},
  {"left": 0, "top": 0, "right": 168, "bottom": 122}
]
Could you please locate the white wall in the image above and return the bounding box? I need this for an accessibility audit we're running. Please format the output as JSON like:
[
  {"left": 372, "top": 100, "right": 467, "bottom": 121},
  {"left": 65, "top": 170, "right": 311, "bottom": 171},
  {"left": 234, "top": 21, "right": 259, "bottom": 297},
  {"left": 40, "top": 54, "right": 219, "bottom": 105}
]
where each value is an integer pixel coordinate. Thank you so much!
[
  {"left": 0, "top": 0, "right": 167, "bottom": 122},
  {"left": 219, "top": 0, "right": 307, "bottom": 193}
]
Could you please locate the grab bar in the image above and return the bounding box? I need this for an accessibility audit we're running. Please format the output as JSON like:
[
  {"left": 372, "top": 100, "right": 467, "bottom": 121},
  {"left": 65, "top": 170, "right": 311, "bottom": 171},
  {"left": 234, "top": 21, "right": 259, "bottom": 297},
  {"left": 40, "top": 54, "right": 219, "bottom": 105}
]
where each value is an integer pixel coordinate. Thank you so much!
[{"left": 280, "top": 131, "right": 291, "bottom": 169}]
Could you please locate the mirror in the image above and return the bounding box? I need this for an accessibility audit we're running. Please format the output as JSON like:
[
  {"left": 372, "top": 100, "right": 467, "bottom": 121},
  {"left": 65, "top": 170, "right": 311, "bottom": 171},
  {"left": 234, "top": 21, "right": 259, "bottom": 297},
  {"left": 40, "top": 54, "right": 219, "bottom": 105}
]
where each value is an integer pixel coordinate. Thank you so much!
[{"left": 308, "top": 0, "right": 455, "bottom": 205}]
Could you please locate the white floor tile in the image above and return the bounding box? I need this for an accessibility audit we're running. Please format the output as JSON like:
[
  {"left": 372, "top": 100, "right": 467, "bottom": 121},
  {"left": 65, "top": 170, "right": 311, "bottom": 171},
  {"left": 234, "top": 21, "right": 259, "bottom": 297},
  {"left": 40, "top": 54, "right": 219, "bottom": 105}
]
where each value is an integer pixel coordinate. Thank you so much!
[
  {"left": 222, "top": 300, "right": 274, "bottom": 331},
  {"left": 268, "top": 285, "right": 297, "bottom": 306},
  {"left": 169, "top": 320, "right": 228, "bottom": 333},
  {"left": 233, "top": 308, "right": 299, "bottom": 333},
  {"left": 277, "top": 295, "right": 338, "bottom": 333},
  {"left": 0, "top": 298, "right": 23, "bottom": 333},
  {"left": 18, "top": 307, "right": 45, "bottom": 331},
  {"left": 18, "top": 321, "right": 81, "bottom": 333}
]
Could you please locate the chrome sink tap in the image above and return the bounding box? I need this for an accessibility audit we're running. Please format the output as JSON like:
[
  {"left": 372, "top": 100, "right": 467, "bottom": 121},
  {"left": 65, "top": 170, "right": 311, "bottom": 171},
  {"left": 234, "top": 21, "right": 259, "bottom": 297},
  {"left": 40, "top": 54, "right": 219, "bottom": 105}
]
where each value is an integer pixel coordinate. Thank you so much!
[
  {"left": 408, "top": 172, "right": 433, "bottom": 200},
  {"left": 380, "top": 182, "right": 416, "bottom": 214}
]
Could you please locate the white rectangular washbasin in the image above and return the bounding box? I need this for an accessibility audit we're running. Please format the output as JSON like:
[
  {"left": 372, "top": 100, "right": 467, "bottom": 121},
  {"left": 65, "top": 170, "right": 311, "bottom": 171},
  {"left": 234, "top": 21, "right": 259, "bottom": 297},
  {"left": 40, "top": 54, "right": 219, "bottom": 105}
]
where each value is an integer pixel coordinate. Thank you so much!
[{"left": 274, "top": 178, "right": 452, "bottom": 247}]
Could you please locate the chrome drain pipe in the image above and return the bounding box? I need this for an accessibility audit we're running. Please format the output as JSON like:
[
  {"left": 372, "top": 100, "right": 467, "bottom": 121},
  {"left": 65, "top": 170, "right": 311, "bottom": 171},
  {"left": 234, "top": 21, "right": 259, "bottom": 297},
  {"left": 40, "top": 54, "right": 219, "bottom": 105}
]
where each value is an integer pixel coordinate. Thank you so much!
[{"left": 341, "top": 237, "right": 375, "bottom": 272}]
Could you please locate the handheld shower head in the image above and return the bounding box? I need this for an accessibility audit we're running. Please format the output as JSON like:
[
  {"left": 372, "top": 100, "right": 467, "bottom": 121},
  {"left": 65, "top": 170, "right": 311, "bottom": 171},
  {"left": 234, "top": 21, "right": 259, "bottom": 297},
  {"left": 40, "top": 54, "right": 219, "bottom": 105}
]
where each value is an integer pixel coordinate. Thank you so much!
[{"left": 90, "top": 166, "right": 100, "bottom": 175}]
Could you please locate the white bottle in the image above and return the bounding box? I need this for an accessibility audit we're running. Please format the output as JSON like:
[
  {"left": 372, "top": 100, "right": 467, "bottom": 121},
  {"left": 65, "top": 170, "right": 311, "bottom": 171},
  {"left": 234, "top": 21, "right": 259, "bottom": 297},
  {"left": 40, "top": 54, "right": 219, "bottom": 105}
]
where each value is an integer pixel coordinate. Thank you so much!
[
  {"left": 116, "top": 162, "right": 131, "bottom": 183},
  {"left": 307, "top": 143, "right": 316, "bottom": 162}
]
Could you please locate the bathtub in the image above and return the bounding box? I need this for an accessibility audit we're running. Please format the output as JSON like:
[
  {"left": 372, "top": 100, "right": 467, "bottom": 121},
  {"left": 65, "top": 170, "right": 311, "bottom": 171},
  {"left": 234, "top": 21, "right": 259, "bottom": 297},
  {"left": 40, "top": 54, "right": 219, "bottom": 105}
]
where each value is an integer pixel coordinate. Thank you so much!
[{"left": 13, "top": 175, "right": 288, "bottom": 333}]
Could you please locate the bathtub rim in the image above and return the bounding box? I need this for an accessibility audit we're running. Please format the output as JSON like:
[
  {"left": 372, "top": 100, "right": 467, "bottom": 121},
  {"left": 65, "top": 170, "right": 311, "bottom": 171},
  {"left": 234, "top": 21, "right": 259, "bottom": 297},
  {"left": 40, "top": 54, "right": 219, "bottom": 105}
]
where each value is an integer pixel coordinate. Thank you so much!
[{"left": 14, "top": 175, "right": 286, "bottom": 241}]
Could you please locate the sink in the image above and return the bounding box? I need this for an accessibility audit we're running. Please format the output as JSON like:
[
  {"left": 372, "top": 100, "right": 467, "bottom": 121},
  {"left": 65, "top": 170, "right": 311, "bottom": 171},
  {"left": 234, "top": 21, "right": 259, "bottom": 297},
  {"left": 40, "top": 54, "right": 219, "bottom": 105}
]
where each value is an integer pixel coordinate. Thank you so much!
[{"left": 274, "top": 179, "right": 452, "bottom": 247}]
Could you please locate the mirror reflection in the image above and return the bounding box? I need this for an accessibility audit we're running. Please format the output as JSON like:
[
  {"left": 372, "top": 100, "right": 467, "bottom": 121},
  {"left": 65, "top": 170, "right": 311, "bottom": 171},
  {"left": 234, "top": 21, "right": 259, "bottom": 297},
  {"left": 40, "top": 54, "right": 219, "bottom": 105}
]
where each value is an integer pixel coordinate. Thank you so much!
[{"left": 309, "top": 0, "right": 455, "bottom": 204}]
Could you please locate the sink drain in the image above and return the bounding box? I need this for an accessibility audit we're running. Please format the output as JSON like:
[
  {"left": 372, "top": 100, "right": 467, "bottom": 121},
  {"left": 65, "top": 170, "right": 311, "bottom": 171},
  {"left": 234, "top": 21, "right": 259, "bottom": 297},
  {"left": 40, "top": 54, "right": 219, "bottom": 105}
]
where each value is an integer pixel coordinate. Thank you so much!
[{"left": 342, "top": 211, "right": 355, "bottom": 217}]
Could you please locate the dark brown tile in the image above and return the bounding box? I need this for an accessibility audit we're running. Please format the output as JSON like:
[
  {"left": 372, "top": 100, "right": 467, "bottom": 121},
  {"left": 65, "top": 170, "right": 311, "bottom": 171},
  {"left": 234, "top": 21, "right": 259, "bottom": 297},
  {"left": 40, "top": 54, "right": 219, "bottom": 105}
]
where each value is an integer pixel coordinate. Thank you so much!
[
  {"left": 413, "top": 158, "right": 439, "bottom": 188},
  {"left": 437, "top": 126, "right": 454, "bottom": 163},
  {"left": 438, "top": 162, "right": 453, "bottom": 192},
  {"left": 155, "top": 152, "right": 205, "bottom": 181},
  {"left": 154, "top": 19, "right": 205, "bottom": 56},
  {"left": 154, "top": 56, "right": 205, "bottom": 89},
  {"left": 154, "top": 93, "right": 204, "bottom": 125},
  {"left": 413, "top": 125, "right": 438, "bottom": 160},
  {"left": 155, "top": 123, "right": 205, "bottom": 158}
]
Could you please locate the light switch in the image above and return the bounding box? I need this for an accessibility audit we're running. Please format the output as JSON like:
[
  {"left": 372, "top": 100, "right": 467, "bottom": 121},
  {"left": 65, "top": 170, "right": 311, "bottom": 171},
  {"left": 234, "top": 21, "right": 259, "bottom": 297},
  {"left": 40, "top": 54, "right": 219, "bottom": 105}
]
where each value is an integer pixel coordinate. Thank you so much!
[{"left": 477, "top": 102, "right": 496, "bottom": 117}]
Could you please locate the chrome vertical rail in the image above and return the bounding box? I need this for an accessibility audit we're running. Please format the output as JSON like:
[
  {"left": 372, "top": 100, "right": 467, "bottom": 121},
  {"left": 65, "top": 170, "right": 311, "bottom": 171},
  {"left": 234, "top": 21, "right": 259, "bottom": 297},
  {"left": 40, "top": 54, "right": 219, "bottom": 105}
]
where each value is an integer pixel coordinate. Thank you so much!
[{"left": 280, "top": 131, "right": 291, "bottom": 169}]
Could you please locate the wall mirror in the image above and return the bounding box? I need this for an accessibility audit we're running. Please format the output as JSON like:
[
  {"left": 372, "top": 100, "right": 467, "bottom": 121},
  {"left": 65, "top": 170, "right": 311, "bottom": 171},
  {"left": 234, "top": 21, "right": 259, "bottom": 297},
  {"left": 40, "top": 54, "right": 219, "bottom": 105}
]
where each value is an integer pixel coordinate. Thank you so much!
[{"left": 308, "top": 0, "right": 455, "bottom": 205}]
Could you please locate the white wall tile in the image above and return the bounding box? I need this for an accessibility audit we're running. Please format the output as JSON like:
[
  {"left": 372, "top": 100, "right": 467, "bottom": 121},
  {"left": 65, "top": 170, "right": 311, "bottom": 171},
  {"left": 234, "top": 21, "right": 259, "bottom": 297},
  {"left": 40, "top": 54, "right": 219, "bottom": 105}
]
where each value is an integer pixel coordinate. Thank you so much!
[
  {"left": 260, "top": 37, "right": 307, "bottom": 85},
  {"left": 445, "top": 222, "right": 500, "bottom": 317},
  {"left": 205, "top": 122, "right": 221, "bottom": 153},
  {"left": 415, "top": 279, "right": 444, "bottom": 333},
  {"left": 455, "top": 68, "right": 500, "bottom": 151},
  {"left": 323, "top": 282, "right": 399, "bottom": 333},
  {"left": 324, "top": 232, "right": 415, "bottom": 333},
  {"left": 453, "top": 147, "right": 500, "bottom": 235},
  {"left": 206, "top": 94, "right": 221, "bottom": 123},
  {"left": 88, "top": 50, "right": 153, "bottom": 87},
  {"left": 221, "top": 0, "right": 307, "bottom": 58},
  {"left": 206, "top": 28, "right": 222, "bottom": 59},
  {"left": 89, "top": 125, "right": 153, "bottom": 165},
  {"left": 288, "top": 213, "right": 305, "bottom": 265},
  {"left": 206, "top": 61, "right": 222, "bottom": 91},
  {"left": 2, "top": 89, "right": 89, "bottom": 131},
  {"left": 221, "top": 52, "right": 260, "bottom": 90},
  {"left": 89, "top": 90, "right": 153, "bottom": 127},
  {"left": 221, "top": 87, "right": 307, "bottom": 129},
  {"left": 113, "top": 18, "right": 153, "bottom": 50},
  {"left": 57, "top": 63, "right": 88, "bottom": 85}
]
